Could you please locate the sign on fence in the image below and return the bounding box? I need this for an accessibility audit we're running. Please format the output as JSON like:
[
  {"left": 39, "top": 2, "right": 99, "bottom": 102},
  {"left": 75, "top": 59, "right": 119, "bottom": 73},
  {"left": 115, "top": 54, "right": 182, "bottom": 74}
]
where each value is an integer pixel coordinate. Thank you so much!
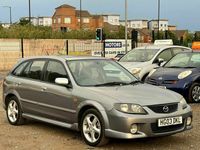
[{"left": 92, "top": 39, "right": 132, "bottom": 58}]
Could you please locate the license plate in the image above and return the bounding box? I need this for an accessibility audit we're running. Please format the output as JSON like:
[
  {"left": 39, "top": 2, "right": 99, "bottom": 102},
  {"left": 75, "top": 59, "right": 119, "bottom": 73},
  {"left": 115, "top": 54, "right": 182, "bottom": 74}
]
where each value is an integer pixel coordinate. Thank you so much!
[{"left": 158, "top": 116, "right": 183, "bottom": 127}]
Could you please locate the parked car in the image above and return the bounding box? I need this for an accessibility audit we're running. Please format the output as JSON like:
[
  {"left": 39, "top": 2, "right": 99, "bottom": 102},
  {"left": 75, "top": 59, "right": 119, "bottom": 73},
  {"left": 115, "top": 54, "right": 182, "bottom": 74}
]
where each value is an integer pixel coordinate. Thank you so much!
[
  {"left": 146, "top": 52, "right": 200, "bottom": 103},
  {"left": 119, "top": 40, "right": 192, "bottom": 81},
  {"left": 3, "top": 56, "right": 192, "bottom": 146}
]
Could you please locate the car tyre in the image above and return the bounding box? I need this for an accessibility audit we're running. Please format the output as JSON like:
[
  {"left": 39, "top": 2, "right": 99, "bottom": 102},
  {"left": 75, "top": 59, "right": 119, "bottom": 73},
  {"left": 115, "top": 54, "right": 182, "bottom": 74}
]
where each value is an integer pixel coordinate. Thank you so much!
[
  {"left": 189, "top": 83, "right": 200, "bottom": 103},
  {"left": 80, "top": 109, "right": 109, "bottom": 146},
  {"left": 6, "top": 96, "right": 25, "bottom": 125}
]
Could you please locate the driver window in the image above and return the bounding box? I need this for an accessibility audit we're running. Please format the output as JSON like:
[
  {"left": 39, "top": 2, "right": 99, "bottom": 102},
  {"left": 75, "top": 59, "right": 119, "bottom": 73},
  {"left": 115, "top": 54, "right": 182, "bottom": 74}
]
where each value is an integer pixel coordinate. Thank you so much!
[
  {"left": 157, "top": 49, "right": 172, "bottom": 62},
  {"left": 45, "top": 61, "right": 68, "bottom": 84}
]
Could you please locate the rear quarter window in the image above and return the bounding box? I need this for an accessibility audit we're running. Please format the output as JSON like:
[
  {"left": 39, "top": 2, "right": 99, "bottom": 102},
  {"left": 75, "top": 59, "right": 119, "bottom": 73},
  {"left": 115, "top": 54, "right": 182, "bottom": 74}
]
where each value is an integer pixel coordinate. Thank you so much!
[{"left": 12, "top": 61, "right": 28, "bottom": 76}]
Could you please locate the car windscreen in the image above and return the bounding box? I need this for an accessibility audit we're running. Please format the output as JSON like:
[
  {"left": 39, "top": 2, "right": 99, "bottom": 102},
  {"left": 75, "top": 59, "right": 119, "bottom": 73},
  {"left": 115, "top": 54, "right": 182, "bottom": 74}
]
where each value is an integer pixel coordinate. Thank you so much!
[
  {"left": 67, "top": 59, "right": 138, "bottom": 86},
  {"left": 119, "top": 49, "right": 159, "bottom": 62},
  {"left": 165, "top": 53, "right": 200, "bottom": 68}
]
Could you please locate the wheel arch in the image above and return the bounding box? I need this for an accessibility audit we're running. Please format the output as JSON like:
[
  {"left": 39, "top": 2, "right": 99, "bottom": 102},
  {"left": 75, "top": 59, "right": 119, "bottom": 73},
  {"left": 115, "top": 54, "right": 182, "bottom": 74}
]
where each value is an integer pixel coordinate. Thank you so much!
[
  {"left": 77, "top": 101, "right": 110, "bottom": 130},
  {"left": 4, "top": 90, "right": 22, "bottom": 109}
]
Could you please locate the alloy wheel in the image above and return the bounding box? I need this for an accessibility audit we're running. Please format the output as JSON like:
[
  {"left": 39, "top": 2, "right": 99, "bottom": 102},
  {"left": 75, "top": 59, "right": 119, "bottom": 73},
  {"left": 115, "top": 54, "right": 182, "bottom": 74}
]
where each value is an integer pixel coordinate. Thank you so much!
[
  {"left": 192, "top": 85, "right": 200, "bottom": 102},
  {"left": 7, "top": 100, "right": 19, "bottom": 123},
  {"left": 82, "top": 114, "right": 101, "bottom": 143}
]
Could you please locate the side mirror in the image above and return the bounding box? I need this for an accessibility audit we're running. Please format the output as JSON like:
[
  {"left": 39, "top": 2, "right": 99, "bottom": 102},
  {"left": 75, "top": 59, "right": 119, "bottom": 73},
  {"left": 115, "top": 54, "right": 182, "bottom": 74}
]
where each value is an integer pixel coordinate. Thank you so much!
[
  {"left": 55, "top": 78, "right": 69, "bottom": 86},
  {"left": 157, "top": 58, "right": 164, "bottom": 66}
]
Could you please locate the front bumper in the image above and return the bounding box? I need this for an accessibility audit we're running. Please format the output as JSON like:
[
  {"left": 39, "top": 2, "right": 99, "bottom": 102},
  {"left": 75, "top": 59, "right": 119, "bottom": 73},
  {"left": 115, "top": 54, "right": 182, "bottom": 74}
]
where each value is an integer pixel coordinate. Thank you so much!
[{"left": 105, "top": 104, "right": 192, "bottom": 139}]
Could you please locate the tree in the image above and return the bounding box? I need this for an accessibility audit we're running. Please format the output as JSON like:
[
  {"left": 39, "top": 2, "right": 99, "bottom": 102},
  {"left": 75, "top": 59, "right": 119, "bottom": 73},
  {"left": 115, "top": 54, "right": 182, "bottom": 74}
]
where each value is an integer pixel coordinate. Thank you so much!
[{"left": 19, "top": 19, "right": 30, "bottom": 26}]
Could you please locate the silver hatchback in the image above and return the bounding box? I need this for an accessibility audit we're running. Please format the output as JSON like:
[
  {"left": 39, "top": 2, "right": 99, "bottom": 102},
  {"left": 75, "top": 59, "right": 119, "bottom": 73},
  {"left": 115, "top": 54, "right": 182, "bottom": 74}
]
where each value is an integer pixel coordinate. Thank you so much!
[{"left": 3, "top": 56, "right": 192, "bottom": 146}]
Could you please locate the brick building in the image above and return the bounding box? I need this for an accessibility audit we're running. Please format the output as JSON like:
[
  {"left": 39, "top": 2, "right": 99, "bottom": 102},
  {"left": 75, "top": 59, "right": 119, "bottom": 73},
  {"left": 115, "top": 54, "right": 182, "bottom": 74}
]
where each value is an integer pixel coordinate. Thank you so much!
[{"left": 52, "top": 4, "right": 103, "bottom": 31}]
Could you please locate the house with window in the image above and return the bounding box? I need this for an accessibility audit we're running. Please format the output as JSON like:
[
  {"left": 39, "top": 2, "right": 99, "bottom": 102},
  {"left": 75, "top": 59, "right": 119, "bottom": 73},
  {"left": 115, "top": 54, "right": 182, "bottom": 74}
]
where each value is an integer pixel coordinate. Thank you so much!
[
  {"left": 102, "top": 14, "right": 120, "bottom": 26},
  {"left": 52, "top": 4, "right": 103, "bottom": 31},
  {"left": 148, "top": 19, "right": 169, "bottom": 31}
]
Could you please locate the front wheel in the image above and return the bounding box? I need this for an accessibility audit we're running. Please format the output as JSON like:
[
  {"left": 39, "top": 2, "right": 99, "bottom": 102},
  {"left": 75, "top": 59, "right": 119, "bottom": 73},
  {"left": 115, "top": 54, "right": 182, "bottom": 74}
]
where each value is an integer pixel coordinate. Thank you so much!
[
  {"left": 189, "top": 83, "right": 200, "bottom": 103},
  {"left": 80, "top": 109, "right": 109, "bottom": 146},
  {"left": 6, "top": 96, "right": 25, "bottom": 125}
]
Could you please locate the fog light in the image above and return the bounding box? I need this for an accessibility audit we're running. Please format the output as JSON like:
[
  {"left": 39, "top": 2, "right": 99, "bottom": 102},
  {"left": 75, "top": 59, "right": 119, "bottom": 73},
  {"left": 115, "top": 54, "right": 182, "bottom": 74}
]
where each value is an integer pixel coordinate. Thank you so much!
[
  {"left": 187, "top": 117, "right": 192, "bottom": 126},
  {"left": 130, "top": 124, "right": 138, "bottom": 134}
]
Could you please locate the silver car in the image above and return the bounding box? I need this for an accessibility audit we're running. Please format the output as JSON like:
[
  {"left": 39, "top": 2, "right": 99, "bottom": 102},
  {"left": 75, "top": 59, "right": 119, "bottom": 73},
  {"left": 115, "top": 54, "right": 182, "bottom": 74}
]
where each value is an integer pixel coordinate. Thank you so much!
[
  {"left": 119, "top": 45, "right": 191, "bottom": 81},
  {"left": 3, "top": 56, "right": 192, "bottom": 146}
]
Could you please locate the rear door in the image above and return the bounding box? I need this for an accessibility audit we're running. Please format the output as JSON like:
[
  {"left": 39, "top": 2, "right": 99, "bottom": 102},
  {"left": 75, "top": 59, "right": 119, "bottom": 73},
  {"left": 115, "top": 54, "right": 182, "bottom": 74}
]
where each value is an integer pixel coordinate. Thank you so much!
[{"left": 16, "top": 59, "right": 47, "bottom": 116}]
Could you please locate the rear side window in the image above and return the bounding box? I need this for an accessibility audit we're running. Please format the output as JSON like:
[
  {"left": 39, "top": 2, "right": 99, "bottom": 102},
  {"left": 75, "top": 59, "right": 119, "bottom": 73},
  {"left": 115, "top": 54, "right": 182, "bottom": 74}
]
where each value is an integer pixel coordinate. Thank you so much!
[
  {"left": 21, "top": 60, "right": 46, "bottom": 80},
  {"left": 12, "top": 61, "right": 28, "bottom": 76},
  {"left": 44, "top": 61, "right": 67, "bottom": 83},
  {"left": 172, "top": 48, "right": 185, "bottom": 55}
]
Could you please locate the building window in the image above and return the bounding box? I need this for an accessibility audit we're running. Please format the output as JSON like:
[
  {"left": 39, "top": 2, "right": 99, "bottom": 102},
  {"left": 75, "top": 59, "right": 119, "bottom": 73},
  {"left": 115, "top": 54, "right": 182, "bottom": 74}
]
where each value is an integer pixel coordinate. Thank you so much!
[
  {"left": 58, "top": 18, "right": 61, "bottom": 24},
  {"left": 64, "top": 17, "right": 71, "bottom": 24},
  {"left": 115, "top": 19, "right": 118, "bottom": 23},
  {"left": 83, "top": 18, "right": 89, "bottom": 23},
  {"left": 53, "top": 19, "right": 56, "bottom": 24}
]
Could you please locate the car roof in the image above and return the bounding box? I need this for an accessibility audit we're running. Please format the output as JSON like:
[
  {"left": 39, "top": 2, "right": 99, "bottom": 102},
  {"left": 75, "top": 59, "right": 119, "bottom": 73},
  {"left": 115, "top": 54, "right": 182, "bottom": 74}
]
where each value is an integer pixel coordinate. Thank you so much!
[
  {"left": 134, "top": 45, "right": 191, "bottom": 50},
  {"left": 21, "top": 55, "right": 109, "bottom": 61}
]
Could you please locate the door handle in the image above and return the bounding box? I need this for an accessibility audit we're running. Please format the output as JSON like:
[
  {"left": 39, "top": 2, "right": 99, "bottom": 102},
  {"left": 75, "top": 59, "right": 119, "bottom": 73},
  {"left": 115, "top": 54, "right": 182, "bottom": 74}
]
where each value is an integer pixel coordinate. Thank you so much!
[{"left": 41, "top": 87, "right": 47, "bottom": 91}]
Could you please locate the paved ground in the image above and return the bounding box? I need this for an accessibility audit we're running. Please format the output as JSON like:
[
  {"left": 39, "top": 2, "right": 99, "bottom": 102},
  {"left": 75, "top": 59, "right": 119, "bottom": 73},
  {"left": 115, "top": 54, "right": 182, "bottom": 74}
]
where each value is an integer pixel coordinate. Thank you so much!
[{"left": 0, "top": 72, "right": 199, "bottom": 150}]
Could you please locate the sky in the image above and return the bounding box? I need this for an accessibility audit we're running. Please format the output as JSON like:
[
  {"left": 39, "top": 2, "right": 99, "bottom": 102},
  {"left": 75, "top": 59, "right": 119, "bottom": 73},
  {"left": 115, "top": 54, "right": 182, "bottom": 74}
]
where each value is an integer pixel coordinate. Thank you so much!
[{"left": 0, "top": 0, "right": 199, "bottom": 31}]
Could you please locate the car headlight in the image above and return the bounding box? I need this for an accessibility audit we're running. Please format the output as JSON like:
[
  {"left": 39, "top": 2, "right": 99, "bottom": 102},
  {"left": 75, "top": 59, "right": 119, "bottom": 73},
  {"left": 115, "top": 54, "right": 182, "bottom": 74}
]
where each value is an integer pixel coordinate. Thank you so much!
[
  {"left": 148, "top": 69, "right": 157, "bottom": 77},
  {"left": 114, "top": 103, "right": 147, "bottom": 114},
  {"left": 178, "top": 70, "right": 192, "bottom": 79},
  {"left": 132, "top": 68, "right": 142, "bottom": 75},
  {"left": 180, "top": 97, "right": 187, "bottom": 109}
]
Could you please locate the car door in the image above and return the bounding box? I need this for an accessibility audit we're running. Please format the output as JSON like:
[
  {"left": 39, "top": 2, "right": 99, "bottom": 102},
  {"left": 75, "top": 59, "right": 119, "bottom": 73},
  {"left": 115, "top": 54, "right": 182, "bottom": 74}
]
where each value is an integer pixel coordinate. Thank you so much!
[
  {"left": 15, "top": 59, "right": 47, "bottom": 116},
  {"left": 40, "top": 60, "right": 74, "bottom": 123}
]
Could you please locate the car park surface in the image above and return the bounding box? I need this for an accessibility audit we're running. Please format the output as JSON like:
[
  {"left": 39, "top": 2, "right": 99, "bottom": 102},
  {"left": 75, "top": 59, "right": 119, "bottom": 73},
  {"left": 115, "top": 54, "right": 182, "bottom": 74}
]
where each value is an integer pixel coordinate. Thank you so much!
[
  {"left": 118, "top": 41, "right": 191, "bottom": 81},
  {"left": 146, "top": 52, "right": 200, "bottom": 103},
  {"left": 2, "top": 56, "right": 192, "bottom": 146}
]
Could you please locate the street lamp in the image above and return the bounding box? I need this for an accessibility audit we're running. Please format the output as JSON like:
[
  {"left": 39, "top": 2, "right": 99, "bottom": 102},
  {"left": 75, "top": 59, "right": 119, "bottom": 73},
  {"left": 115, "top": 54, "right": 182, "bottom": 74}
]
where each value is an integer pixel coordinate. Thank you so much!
[
  {"left": 28, "top": 0, "right": 31, "bottom": 23},
  {"left": 125, "top": 0, "right": 128, "bottom": 53},
  {"left": 80, "top": 0, "right": 82, "bottom": 29},
  {"left": 2, "top": 6, "right": 12, "bottom": 24},
  {"left": 157, "top": 0, "right": 160, "bottom": 39}
]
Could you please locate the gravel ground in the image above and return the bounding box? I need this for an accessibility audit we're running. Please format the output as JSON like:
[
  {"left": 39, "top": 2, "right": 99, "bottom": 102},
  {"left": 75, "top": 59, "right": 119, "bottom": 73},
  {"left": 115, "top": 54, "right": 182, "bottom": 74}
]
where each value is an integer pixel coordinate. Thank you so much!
[{"left": 0, "top": 72, "right": 199, "bottom": 150}]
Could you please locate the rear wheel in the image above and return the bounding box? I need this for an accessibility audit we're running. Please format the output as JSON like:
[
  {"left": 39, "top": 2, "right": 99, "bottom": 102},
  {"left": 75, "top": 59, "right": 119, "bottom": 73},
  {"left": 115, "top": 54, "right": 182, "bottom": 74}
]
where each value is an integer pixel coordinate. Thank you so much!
[
  {"left": 189, "top": 83, "right": 200, "bottom": 103},
  {"left": 6, "top": 96, "right": 25, "bottom": 125},
  {"left": 80, "top": 109, "right": 109, "bottom": 146}
]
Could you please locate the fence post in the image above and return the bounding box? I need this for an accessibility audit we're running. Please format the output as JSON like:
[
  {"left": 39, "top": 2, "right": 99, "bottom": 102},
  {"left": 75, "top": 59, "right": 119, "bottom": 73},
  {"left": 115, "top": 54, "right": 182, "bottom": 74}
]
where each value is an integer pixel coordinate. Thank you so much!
[
  {"left": 65, "top": 40, "right": 68, "bottom": 55},
  {"left": 21, "top": 38, "right": 24, "bottom": 58}
]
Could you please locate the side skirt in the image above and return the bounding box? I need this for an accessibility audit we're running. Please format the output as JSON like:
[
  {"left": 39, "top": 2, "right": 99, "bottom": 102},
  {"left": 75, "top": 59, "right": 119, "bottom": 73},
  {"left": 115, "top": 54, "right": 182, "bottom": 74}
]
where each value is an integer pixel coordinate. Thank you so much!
[{"left": 22, "top": 113, "right": 79, "bottom": 131}]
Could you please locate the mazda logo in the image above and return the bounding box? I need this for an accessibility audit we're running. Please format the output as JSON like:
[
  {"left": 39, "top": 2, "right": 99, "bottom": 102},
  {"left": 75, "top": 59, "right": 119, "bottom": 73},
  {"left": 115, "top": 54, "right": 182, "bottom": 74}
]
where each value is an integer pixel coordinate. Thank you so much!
[{"left": 163, "top": 106, "right": 169, "bottom": 113}]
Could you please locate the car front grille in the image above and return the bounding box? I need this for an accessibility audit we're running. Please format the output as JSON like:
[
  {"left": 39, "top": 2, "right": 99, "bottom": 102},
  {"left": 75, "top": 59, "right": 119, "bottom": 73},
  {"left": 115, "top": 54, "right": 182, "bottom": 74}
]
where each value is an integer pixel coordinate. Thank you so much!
[
  {"left": 148, "top": 103, "right": 178, "bottom": 114},
  {"left": 151, "top": 121, "right": 185, "bottom": 133}
]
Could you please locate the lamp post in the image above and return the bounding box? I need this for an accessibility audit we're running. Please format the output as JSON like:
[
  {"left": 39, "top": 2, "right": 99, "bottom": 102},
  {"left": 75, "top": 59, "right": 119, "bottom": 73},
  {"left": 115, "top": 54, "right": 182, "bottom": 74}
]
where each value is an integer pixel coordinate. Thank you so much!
[
  {"left": 28, "top": 0, "right": 31, "bottom": 23},
  {"left": 2, "top": 6, "right": 12, "bottom": 24},
  {"left": 157, "top": 0, "right": 160, "bottom": 39},
  {"left": 125, "top": 0, "right": 128, "bottom": 53},
  {"left": 80, "top": 0, "right": 82, "bottom": 30}
]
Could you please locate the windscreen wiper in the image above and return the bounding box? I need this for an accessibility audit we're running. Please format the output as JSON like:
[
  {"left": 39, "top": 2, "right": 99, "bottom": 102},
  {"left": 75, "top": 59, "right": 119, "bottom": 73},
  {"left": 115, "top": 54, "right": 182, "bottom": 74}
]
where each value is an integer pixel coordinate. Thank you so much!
[
  {"left": 165, "top": 66, "right": 182, "bottom": 68},
  {"left": 128, "top": 80, "right": 142, "bottom": 85},
  {"left": 94, "top": 82, "right": 128, "bottom": 87}
]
